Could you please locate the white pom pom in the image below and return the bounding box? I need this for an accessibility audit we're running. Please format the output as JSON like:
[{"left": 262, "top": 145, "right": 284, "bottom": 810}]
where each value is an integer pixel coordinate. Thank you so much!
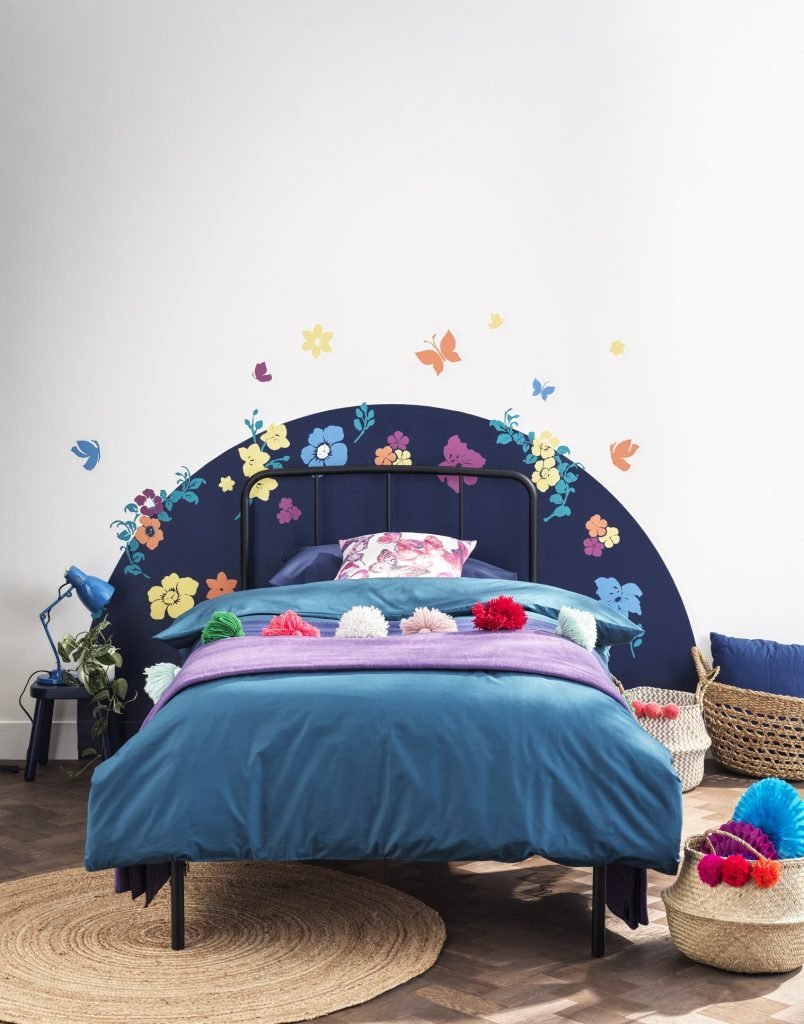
[
  {"left": 144, "top": 662, "right": 180, "bottom": 703},
  {"left": 555, "top": 607, "right": 597, "bottom": 651},
  {"left": 335, "top": 605, "right": 389, "bottom": 638}
]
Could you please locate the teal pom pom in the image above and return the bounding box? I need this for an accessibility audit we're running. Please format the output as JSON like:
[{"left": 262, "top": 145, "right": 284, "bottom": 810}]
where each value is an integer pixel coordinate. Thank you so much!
[
  {"left": 144, "top": 662, "right": 180, "bottom": 704},
  {"left": 733, "top": 778, "right": 804, "bottom": 859},
  {"left": 555, "top": 606, "right": 598, "bottom": 651},
  {"left": 201, "top": 610, "right": 245, "bottom": 644}
]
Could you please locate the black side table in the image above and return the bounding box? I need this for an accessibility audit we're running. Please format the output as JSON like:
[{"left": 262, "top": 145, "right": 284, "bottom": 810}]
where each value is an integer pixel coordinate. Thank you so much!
[{"left": 24, "top": 683, "right": 91, "bottom": 781}]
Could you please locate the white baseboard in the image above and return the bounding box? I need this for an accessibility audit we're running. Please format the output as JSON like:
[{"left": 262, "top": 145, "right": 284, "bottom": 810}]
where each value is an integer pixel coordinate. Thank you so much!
[{"left": 0, "top": 720, "right": 79, "bottom": 761}]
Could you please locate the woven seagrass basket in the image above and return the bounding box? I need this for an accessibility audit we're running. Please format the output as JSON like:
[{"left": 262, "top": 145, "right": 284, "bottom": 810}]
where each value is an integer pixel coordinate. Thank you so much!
[
  {"left": 692, "top": 648, "right": 804, "bottom": 781},
  {"left": 662, "top": 830, "right": 804, "bottom": 973},
  {"left": 619, "top": 683, "right": 710, "bottom": 792}
]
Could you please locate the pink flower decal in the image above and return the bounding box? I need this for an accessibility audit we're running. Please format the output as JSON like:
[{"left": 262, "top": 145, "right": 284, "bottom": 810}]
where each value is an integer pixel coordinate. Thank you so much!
[
  {"left": 437, "top": 435, "right": 486, "bottom": 493},
  {"left": 387, "top": 430, "right": 409, "bottom": 451},
  {"left": 583, "top": 537, "right": 604, "bottom": 558},
  {"left": 276, "top": 496, "right": 302, "bottom": 524}
]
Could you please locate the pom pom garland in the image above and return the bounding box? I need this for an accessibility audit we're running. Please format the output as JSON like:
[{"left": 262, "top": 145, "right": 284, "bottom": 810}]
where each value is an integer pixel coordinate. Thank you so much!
[
  {"left": 643, "top": 702, "right": 662, "bottom": 719},
  {"left": 752, "top": 857, "right": 782, "bottom": 889},
  {"left": 733, "top": 778, "right": 804, "bottom": 859},
  {"left": 662, "top": 703, "right": 680, "bottom": 720},
  {"left": 144, "top": 662, "right": 180, "bottom": 704},
  {"left": 630, "top": 700, "right": 645, "bottom": 716},
  {"left": 262, "top": 610, "right": 321, "bottom": 637},
  {"left": 555, "top": 607, "right": 597, "bottom": 650},
  {"left": 201, "top": 610, "right": 245, "bottom": 644},
  {"left": 721, "top": 854, "right": 752, "bottom": 887},
  {"left": 472, "top": 595, "right": 528, "bottom": 632},
  {"left": 335, "top": 605, "right": 389, "bottom": 638},
  {"left": 697, "top": 854, "right": 724, "bottom": 887},
  {"left": 400, "top": 607, "right": 458, "bottom": 634}
]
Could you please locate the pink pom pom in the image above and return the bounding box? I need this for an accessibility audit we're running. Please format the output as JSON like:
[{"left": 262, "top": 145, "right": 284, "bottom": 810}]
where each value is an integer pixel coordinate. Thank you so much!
[
  {"left": 631, "top": 700, "right": 645, "bottom": 717},
  {"left": 662, "top": 703, "right": 680, "bottom": 720},
  {"left": 262, "top": 610, "right": 320, "bottom": 638},
  {"left": 644, "top": 702, "right": 662, "bottom": 719},
  {"left": 400, "top": 607, "right": 458, "bottom": 634},
  {"left": 697, "top": 854, "right": 724, "bottom": 887}
]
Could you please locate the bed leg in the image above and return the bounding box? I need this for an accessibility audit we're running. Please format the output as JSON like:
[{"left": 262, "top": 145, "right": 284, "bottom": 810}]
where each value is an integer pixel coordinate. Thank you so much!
[
  {"left": 171, "top": 860, "right": 185, "bottom": 951},
  {"left": 591, "top": 865, "right": 606, "bottom": 958}
]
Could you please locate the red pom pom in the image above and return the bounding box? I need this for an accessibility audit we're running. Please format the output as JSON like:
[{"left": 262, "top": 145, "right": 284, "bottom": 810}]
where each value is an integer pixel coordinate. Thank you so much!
[
  {"left": 631, "top": 700, "right": 645, "bottom": 717},
  {"left": 262, "top": 610, "right": 320, "bottom": 637},
  {"left": 663, "top": 703, "right": 680, "bottom": 720},
  {"left": 697, "top": 854, "right": 724, "bottom": 887},
  {"left": 644, "top": 702, "right": 662, "bottom": 719},
  {"left": 472, "top": 595, "right": 528, "bottom": 632},
  {"left": 722, "top": 854, "right": 752, "bottom": 887},
  {"left": 752, "top": 857, "right": 782, "bottom": 889}
]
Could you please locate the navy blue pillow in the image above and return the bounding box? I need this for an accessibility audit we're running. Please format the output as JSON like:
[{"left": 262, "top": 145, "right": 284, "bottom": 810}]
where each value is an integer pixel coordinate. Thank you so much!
[
  {"left": 269, "top": 543, "right": 516, "bottom": 587},
  {"left": 710, "top": 632, "right": 804, "bottom": 699}
]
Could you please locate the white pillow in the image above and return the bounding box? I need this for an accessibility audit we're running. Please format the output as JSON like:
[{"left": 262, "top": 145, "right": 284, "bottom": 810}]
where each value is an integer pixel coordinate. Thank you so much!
[{"left": 336, "top": 531, "right": 477, "bottom": 580}]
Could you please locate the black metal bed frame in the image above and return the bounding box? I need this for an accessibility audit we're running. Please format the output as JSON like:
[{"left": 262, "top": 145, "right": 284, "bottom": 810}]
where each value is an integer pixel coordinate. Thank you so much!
[{"left": 169, "top": 465, "right": 607, "bottom": 957}]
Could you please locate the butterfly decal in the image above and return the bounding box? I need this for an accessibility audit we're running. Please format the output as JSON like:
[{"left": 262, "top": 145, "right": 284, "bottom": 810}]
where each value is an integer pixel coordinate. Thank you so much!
[
  {"left": 71, "top": 439, "right": 101, "bottom": 471},
  {"left": 532, "top": 379, "right": 556, "bottom": 401},
  {"left": 488, "top": 312, "right": 503, "bottom": 329},
  {"left": 415, "top": 330, "right": 461, "bottom": 376},
  {"left": 610, "top": 439, "right": 640, "bottom": 471},
  {"left": 252, "top": 361, "right": 272, "bottom": 382}
]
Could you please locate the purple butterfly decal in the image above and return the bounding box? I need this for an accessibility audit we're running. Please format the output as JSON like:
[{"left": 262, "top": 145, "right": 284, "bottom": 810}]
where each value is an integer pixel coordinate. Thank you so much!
[{"left": 253, "top": 362, "right": 272, "bottom": 382}]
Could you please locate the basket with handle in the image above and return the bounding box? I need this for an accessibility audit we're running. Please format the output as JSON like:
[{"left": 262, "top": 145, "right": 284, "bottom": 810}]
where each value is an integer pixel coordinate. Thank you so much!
[
  {"left": 618, "top": 680, "right": 710, "bottom": 792},
  {"left": 692, "top": 647, "right": 804, "bottom": 781},
  {"left": 662, "top": 828, "right": 804, "bottom": 973}
]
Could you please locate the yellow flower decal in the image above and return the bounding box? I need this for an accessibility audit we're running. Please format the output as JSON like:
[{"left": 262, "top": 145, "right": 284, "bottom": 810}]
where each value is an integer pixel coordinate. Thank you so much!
[
  {"left": 532, "top": 457, "right": 560, "bottom": 493},
  {"left": 531, "top": 430, "right": 560, "bottom": 460},
  {"left": 302, "top": 324, "right": 333, "bottom": 359},
  {"left": 602, "top": 526, "right": 620, "bottom": 548},
  {"left": 488, "top": 312, "right": 503, "bottom": 329},
  {"left": 261, "top": 423, "right": 290, "bottom": 451},
  {"left": 147, "top": 573, "right": 199, "bottom": 621},
  {"left": 238, "top": 443, "right": 278, "bottom": 502},
  {"left": 610, "top": 339, "right": 625, "bottom": 356},
  {"left": 218, "top": 475, "right": 235, "bottom": 493},
  {"left": 394, "top": 449, "right": 412, "bottom": 466}
]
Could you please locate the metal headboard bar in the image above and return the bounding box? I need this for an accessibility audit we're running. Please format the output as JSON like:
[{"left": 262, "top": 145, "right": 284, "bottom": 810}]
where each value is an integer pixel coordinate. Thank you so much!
[{"left": 240, "top": 466, "right": 538, "bottom": 589}]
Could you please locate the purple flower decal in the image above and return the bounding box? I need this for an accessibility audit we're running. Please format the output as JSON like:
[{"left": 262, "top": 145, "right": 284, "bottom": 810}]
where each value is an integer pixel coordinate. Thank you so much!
[
  {"left": 387, "top": 430, "right": 409, "bottom": 451},
  {"left": 437, "top": 434, "right": 487, "bottom": 493},
  {"left": 583, "top": 537, "right": 604, "bottom": 558},
  {"left": 135, "top": 488, "right": 164, "bottom": 517},
  {"left": 276, "top": 496, "right": 302, "bottom": 525}
]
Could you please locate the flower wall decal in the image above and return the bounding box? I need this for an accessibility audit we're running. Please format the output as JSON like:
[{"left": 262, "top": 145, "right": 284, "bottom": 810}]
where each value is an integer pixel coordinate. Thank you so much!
[
  {"left": 206, "top": 572, "right": 238, "bottom": 599},
  {"left": 437, "top": 434, "right": 486, "bottom": 492},
  {"left": 301, "top": 425, "right": 348, "bottom": 467},
  {"left": 301, "top": 324, "right": 333, "bottom": 358},
  {"left": 276, "top": 497, "right": 302, "bottom": 524},
  {"left": 147, "top": 573, "right": 199, "bottom": 620}
]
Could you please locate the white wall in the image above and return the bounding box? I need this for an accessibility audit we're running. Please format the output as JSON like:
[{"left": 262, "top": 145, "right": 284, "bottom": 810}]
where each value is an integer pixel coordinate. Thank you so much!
[{"left": 2, "top": 0, "right": 803, "bottom": 757}]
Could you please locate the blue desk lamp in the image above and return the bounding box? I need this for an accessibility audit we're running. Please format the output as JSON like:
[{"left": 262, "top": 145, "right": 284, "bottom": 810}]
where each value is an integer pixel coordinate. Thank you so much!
[{"left": 39, "top": 567, "right": 115, "bottom": 685}]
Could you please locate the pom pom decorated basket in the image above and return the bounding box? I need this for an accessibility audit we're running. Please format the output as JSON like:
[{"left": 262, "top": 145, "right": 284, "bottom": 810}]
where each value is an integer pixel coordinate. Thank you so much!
[
  {"left": 662, "top": 830, "right": 804, "bottom": 973},
  {"left": 692, "top": 648, "right": 804, "bottom": 781},
  {"left": 620, "top": 683, "right": 711, "bottom": 792}
]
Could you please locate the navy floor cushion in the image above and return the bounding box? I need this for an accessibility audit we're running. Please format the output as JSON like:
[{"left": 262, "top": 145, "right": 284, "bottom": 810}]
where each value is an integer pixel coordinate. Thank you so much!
[{"left": 711, "top": 632, "right": 804, "bottom": 699}]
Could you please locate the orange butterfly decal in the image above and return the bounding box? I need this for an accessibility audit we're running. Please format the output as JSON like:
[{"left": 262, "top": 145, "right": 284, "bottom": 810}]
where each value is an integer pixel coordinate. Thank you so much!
[
  {"left": 415, "top": 330, "right": 461, "bottom": 376},
  {"left": 610, "top": 439, "right": 640, "bottom": 471}
]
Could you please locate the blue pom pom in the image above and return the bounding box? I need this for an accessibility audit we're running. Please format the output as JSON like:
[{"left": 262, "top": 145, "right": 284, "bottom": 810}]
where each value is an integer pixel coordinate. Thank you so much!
[
  {"left": 555, "top": 607, "right": 598, "bottom": 651},
  {"left": 733, "top": 778, "right": 804, "bottom": 859}
]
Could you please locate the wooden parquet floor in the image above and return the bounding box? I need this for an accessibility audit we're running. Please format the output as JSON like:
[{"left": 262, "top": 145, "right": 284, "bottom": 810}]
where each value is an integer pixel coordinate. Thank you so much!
[{"left": 1, "top": 761, "right": 803, "bottom": 1024}]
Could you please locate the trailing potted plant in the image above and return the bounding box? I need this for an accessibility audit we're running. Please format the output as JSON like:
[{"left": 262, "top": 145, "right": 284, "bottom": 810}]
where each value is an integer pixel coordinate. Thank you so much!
[{"left": 58, "top": 617, "right": 134, "bottom": 776}]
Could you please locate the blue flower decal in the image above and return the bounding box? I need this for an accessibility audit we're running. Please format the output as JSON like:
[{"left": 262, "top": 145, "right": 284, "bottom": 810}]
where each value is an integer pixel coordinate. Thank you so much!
[
  {"left": 595, "top": 576, "right": 642, "bottom": 617},
  {"left": 301, "top": 425, "right": 348, "bottom": 467}
]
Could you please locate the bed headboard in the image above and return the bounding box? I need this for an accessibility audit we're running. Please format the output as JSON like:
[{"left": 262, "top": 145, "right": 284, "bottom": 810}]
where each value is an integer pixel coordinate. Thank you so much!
[{"left": 241, "top": 465, "right": 539, "bottom": 588}]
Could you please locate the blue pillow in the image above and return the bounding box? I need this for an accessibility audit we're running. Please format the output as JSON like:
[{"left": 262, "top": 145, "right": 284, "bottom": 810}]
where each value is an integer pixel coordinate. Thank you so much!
[
  {"left": 269, "top": 543, "right": 516, "bottom": 587},
  {"left": 710, "top": 632, "right": 804, "bottom": 699}
]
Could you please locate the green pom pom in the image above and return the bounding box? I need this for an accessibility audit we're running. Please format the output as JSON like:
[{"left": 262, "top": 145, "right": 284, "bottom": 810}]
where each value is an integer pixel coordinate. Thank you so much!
[{"left": 201, "top": 610, "right": 245, "bottom": 644}]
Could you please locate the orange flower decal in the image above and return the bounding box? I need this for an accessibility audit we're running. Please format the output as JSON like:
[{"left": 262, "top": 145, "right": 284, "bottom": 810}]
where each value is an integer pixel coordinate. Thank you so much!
[
  {"left": 374, "top": 446, "right": 396, "bottom": 466},
  {"left": 206, "top": 572, "right": 238, "bottom": 600},
  {"left": 134, "top": 515, "right": 164, "bottom": 551},
  {"left": 585, "top": 514, "right": 608, "bottom": 538}
]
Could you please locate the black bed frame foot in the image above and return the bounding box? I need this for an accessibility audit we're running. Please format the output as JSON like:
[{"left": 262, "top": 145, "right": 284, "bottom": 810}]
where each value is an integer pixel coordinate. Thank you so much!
[
  {"left": 591, "top": 865, "right": 606, "bottom": 957},
  {"left": 171, "top": 860, "right": 185, "bottom": 950}
]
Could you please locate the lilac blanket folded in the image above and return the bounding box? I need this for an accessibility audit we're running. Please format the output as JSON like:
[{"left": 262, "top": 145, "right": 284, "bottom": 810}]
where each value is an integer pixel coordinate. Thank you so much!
[{"left": 144, "top": 631, "right": 627, "bottom": 725}]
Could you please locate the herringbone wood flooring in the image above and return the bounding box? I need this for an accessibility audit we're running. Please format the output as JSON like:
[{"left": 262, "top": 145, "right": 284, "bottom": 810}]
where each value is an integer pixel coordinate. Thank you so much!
[{"left": 1, "top": 762, "right": 802, "bottom": 1023}]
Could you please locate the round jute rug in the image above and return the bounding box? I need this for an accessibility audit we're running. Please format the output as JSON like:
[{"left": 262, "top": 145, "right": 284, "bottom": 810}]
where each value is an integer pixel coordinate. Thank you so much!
[{"left": 0, "top": 861, "right": 445, "bottom": 1024}]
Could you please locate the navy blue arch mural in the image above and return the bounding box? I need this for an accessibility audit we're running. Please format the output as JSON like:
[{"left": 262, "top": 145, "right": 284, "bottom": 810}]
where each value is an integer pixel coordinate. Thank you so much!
[{"left": 103, "top": 403, "right": 694, "bottom": 733}]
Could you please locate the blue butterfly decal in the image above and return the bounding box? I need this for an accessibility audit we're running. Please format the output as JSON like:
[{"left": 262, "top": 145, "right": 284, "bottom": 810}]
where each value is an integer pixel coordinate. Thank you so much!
[
  {"left": 532, "top": 378, "right": 556, "bottom": 401},
  {"left": 71, "top": 439, "right": 101, "bottom": 471}
]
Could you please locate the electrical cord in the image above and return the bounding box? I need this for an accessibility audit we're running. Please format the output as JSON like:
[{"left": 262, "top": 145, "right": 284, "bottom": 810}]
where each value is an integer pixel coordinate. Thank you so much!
[{"left": 0, "top": 670, "right": 50, "bottom": 774}]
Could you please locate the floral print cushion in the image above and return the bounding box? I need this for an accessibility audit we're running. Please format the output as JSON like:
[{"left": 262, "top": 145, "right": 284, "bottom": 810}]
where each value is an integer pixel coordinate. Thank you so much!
[{"left": 336, "top": 532, "right": 477, "bottom": 580}]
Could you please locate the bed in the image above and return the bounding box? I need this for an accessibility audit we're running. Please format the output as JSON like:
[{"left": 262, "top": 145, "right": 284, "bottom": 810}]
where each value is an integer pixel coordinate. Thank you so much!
[{"left": 84, "top": 465, "right": 682, "bottom": 957}]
